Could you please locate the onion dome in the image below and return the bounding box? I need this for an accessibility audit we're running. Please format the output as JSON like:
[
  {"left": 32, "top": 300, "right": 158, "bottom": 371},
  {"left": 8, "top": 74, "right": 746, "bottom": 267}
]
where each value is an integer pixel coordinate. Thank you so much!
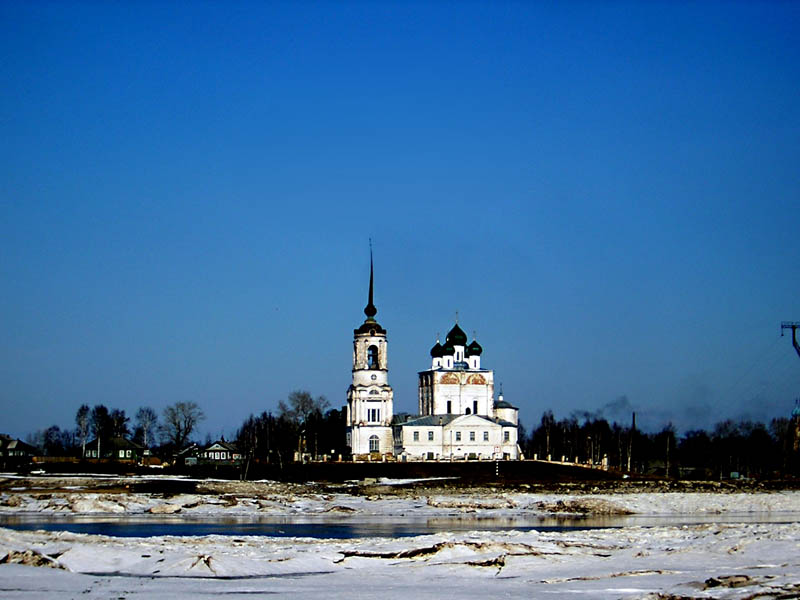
[
  {"left": 441, "top": 341, "right": 455, "bottom": 355},
  {"left": 466, "top": 339, "right": 483, "bottom": 357},
  {"left": 445, "top": 323, "right": 467, "bottom": 346},
  {"left": 430, "top": 340, "right": 444, "bottom": 358}
]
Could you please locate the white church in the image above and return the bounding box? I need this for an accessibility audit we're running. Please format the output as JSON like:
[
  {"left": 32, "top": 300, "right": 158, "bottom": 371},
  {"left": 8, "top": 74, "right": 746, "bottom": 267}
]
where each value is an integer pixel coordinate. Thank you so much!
[{"left": 345, "top": 257, "right": 521, "bottom": 461}]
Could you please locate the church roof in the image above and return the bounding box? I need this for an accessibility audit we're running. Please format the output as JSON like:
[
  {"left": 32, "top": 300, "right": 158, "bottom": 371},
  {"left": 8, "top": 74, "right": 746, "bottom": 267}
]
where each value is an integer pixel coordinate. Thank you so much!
[
  {"left": 430, "top": 340, "right": 444, "bottom": 358},
  {"left": 466, "top": 339, "right": 483, "bottom": 356},
  {"left": 495, "top": 400, "right": 517, "bottom": 410},
  {"left": 401, "top": 415, "right": 461, "bottom": 427},
  {"left": 354, "top": 244, "right": 386, "bottom": 335},
  {"left": 446, "top": 323, "right": 468, "bottom": 346},
  {"left": 399, "top": 414, "right": 516, "bottom": 428},
  {"left": 355, "top": 321, "right": 386, "bottom": 335},
  {"left": 363, "top": 247, "right": 377, "bottom": 320}
]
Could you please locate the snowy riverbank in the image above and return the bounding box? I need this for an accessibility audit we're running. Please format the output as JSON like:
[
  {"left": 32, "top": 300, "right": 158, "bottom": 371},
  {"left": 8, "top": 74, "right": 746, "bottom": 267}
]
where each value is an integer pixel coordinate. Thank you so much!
[
  {"left": 3, "top": 474, "right": 800, "bottom": 518},
  {"left": 2, "top": 476, "right": 800, "bottom": 598},
  {"left": 2, "top": 520, "right": 799, "bottom": 599}
]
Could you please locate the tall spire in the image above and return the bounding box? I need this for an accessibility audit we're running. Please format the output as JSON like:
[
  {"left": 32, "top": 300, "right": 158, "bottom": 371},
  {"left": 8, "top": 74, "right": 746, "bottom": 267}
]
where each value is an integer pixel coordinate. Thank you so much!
[{"left": 364, "top": 239, "right": 377, "bottom": 320}]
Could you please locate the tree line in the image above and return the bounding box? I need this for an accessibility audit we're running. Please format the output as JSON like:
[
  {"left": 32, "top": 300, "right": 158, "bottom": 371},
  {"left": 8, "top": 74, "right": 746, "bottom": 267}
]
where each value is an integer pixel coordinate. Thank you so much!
[
  {"left": 24, "top": 393, "right": 800, "bottom": 479},
  {"left": 27, "top": 401, "right": 206, "bottom": 459},
  {"left": 23, "top": 391, "right": 340, "bottom": 468},
  {"left": 518, "top": 410, "right": 800, "bottom": 478},
  {"left": 234, "top": 390, "right": 345, "bottom": 476}
]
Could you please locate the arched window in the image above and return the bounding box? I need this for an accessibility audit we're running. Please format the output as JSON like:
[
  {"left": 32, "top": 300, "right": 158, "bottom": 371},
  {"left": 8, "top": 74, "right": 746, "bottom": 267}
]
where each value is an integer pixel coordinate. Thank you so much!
[
  {"left": 465, "top": 407, "right": 471, "bottom": 415},
  {"left": 367, "top": 345, "right": 379, "bottom": 369},
  {"left": 369, "top": 435, "right": 380, "bottom": 453}
]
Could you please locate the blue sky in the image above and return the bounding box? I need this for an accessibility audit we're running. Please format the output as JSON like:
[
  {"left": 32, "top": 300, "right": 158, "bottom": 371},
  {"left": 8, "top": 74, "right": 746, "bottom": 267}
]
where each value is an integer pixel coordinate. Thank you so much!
[{"left": 1, "top": 2, "right": 798, "bottom": 440}]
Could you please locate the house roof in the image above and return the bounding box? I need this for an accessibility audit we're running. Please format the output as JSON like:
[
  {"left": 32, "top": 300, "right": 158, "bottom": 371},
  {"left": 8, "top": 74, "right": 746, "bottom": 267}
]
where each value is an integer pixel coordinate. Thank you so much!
[
  {"left": 204, "top": 439, "right": 239, "bottom": 453},
  {"left": 1, "top": 437, "right": 39, "bottom": 453},
  {"left": 86, "top": 437, "right": 144, "bottom": 450},
  {"left": 177, "top": 443, "right": 201, "bottom": 456}
]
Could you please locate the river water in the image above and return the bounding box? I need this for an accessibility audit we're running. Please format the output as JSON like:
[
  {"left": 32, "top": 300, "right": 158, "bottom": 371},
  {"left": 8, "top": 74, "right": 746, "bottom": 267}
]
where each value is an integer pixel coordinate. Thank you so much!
[{"left": 2, "top": 512, "right": 798, "bottom": 539}]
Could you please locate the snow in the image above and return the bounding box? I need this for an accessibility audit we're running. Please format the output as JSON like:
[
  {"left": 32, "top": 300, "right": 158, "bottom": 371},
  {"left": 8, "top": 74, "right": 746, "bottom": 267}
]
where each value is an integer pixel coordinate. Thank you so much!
[
  {"left": 1, "top": 479, "right": 799, "bottom": 598},
  {"left": 4, "top": 482, "right": 800, "bottom": 517},
  {"left": 1, "top": 520, "right": 799, "bottom": 598}
]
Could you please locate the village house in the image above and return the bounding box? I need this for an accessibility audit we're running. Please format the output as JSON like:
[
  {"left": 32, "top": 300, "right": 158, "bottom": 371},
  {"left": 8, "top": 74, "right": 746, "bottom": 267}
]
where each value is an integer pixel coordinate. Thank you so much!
[
  {"left": 201, "top": 439, "right": 242, "bottom": 464},
  {"left": 0, "top": 434, "right": 39, "bottom": 469},
  {"left": 84, "top": 436, "right": 144, "bottom": 462}
]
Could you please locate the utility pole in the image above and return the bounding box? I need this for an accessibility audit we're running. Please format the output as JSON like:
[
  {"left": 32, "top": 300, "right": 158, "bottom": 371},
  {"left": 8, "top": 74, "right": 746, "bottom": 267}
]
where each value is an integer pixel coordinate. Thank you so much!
[
  {"left": 627, "top": 412, "right": 635, "bottom": 473},
  {"left": 781, "top": 322, "right": 800, "bottom": 359},
  {"left": 783, "top": 322, "right": 800, "bottom": 460}
]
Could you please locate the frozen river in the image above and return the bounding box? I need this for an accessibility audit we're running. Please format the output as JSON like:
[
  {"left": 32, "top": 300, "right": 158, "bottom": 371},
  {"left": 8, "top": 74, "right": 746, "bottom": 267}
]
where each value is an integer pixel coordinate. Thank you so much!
[{"left": 2, "top": 483, "right": 800, "bottom": 598}]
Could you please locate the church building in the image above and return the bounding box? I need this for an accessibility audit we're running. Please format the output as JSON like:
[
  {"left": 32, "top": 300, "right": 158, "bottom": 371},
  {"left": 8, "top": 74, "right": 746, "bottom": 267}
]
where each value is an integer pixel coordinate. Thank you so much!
[{"left": 346, "top": 256, "right": 520, "bottom": 461}]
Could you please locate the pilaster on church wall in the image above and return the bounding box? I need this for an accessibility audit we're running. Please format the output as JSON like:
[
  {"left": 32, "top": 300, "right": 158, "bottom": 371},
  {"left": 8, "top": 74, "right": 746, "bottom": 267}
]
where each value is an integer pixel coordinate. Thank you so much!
[{"left": 379, "top": 338, "right": 387, "bottom": 370}]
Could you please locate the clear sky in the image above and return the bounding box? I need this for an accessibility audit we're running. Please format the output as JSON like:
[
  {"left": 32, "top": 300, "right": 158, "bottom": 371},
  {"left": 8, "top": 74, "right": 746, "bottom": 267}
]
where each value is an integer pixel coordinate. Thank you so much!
[{"left": 2, "top": 2, "right": 799, "bottom": 441}]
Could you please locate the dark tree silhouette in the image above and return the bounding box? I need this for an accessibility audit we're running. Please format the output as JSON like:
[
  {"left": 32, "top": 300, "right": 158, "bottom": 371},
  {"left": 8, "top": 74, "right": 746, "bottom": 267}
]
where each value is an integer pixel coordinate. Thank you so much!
[{"left": 161, "top": 402, "right": 205, "bottom": 451}]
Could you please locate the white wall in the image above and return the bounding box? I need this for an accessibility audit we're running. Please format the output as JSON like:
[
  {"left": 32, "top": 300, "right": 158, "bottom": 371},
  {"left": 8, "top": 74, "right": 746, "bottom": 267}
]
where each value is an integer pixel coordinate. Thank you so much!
[{"left": 399, "top": 415, "right": 518, "bottom": 460}]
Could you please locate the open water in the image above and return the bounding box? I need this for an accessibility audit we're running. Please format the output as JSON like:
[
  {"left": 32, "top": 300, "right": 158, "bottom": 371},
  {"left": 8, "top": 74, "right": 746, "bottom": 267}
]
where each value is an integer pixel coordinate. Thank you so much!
[{"left": 2, "top": 513, "right": 798, "bottom": 539}]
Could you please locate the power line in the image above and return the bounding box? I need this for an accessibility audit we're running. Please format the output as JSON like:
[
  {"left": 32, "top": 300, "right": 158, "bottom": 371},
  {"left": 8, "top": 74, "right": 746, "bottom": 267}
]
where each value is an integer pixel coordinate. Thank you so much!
[{"left": 720, "top": 334, "right": 783, "bottom": 404}]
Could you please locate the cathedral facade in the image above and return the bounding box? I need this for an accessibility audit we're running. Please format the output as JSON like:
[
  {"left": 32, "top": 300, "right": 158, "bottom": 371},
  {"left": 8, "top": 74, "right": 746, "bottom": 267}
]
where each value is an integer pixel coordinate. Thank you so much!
[{"left": 346, "top": 258, "right": 520, "bottom": 461}]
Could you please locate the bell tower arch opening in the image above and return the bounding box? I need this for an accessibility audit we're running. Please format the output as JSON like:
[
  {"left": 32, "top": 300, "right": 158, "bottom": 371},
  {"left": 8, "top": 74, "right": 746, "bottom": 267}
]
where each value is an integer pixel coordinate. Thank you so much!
[{"left": 367, "top": 345, "right": 380, "bottom": 369}]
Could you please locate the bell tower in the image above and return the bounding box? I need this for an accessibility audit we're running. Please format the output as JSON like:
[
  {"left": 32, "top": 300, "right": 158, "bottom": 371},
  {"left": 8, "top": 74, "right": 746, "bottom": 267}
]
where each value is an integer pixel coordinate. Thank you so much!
[{"left": 345, "top": 247, "right": 394, "bottom": 457}]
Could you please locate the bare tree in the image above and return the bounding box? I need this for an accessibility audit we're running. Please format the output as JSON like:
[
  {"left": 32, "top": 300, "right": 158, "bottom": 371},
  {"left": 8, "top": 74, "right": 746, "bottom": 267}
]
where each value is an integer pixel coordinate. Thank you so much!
[
  {"left": 135, "top": 407, "right": 158, "bottom": 448},
  {"left": 278, "top": 390, "right": 328, "bottom": 428},
  {"left": 75, "top": 404, "right": 90, "bottom": 458},
  {"left": 109, "top": 409, "right": 130, "bottom": 438},
  {"left": 161, "top": 402, "right": 205, "bottom": 450},
  {"left": 90, "top": 405, "right": 110, "bottom": 458},
  {"left": 278, "top": 390, "right": 328, "bottom": 457}
]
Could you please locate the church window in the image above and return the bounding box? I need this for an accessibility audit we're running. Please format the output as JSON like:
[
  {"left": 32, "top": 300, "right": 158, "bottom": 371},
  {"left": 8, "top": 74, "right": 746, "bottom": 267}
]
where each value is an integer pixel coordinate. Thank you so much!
[
  {"left": 465, "top": 407, "right": 471, "bottom": 415},
  {"left": 447, "top": 401, "right": 452, "bottom": 413},
  {"left": 369, "top": 435, "right": 380, "bottom": 453},
  {"left": 483, "top": 431, "right": 489, "bottom": 441},
  {"left": 473, "top": 401, "right": 478, "bottom": 414},
  {"left": 413, "top": 431, "right": 419, "bottom": 441},
  {"left": 367, "top": 345, "right": 379, "bottom": 369},
  {"left": 455, "top": 431, "right": 461, "bottom": 441},
  {"left": 367, "top": 408, "right": 380, "bottom": 422},
  {"left": 504, "top": 431, "right": 510, "bottom": 442},
  {"left": 428, "top": 430, "right": 434, "bottom": 441},
  {"left": 469, "top": 431, "right": 475, "bottom": 441}
]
